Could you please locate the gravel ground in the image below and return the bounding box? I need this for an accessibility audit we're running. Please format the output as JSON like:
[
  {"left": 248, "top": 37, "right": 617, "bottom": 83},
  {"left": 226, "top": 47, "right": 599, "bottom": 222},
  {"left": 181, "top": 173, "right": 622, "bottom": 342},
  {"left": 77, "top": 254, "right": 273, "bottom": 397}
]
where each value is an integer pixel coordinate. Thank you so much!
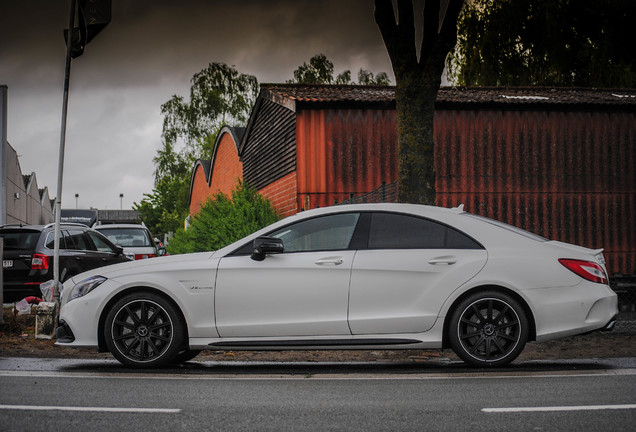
[{"left": 1, "top": 307, "right": 634, "bottom": 362}]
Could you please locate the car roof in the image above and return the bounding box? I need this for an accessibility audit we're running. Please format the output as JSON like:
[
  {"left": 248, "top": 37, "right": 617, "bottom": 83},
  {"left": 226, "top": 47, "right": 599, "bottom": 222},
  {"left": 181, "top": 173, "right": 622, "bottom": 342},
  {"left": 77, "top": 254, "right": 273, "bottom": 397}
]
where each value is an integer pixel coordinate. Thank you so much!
[
  {"left": 94, "top": 224, "right": 149, "bottom": 230},
  {"left": 0, "top": 222, "right": 90, "bottom": 231},
  {"left": 287, "top": 203, "right": 466, "bottom": 220}
]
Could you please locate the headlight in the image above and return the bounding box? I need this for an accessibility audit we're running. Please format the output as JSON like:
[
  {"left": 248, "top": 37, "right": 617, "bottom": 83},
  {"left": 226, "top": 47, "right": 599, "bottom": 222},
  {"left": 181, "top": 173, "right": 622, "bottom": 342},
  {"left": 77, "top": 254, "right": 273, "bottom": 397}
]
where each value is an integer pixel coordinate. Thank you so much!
[{"left": 68, "top": 276, "right": 107, "bottom": 302}]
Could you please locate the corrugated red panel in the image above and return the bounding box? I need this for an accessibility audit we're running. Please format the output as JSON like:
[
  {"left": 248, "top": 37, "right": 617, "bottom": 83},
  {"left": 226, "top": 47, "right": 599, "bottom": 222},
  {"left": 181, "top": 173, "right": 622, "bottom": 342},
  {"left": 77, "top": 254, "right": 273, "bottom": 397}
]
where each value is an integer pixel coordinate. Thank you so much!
[
  {"left": 435, "top": 110, "right": 636, "bottom": 275},
  {"left": 292, "top": 104, "right": 635, "bottom": 276},
  {"left": 296, "top": 108, "right": 398, "bottom": 210}
]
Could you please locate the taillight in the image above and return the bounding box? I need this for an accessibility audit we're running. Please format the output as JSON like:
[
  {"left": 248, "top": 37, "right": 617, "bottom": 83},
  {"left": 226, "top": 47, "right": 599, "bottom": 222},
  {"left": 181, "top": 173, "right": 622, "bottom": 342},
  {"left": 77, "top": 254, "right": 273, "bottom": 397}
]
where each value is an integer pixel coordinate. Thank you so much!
[
  {"left": 134, "top": 254, "right": 157, "bottom": 260},
  {"left": 559, "top": 258, "right": 608, "bottom": 284},
  {"left": 31, "top": 253, "right": 50, "bottom": 270}
]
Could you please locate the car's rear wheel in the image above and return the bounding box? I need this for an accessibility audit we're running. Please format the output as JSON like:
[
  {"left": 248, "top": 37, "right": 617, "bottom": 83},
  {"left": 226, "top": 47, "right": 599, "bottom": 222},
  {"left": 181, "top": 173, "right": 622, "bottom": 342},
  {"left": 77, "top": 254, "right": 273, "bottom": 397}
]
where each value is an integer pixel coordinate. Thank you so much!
[
  {"left": 104, "top": 292, "right": 185, "bottom": 367},
  {"left": 449, "top": 291, "right": 528, "bottom": 367}
]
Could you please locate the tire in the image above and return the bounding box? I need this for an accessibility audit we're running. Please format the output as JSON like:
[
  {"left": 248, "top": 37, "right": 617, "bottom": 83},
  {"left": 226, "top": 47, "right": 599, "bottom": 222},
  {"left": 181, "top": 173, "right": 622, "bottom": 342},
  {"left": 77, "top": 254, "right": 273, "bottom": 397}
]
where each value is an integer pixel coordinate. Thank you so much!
[
  {"left": 104, "top": 292, "right": 185, "bottom": 367},
  {"left": 172, "top": 349, "right": 202, "bottom": 364},
  {"left": 449, "top": 291, "right": 529, "bottom": 367}
]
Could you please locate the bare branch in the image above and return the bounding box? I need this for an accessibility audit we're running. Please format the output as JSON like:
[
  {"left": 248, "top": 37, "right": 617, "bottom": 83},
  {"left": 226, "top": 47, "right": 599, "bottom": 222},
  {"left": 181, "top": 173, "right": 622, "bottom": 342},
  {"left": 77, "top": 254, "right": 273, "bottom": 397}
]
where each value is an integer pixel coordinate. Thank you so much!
[
  {"left": 426, "top": 0, "right": 465, "bottom": 75},
  {"left": 420, "top": 0, "right": 441, "bottom": 61},
  {"left": 375, "top": 0, "right": 419, "bottom": 77}
]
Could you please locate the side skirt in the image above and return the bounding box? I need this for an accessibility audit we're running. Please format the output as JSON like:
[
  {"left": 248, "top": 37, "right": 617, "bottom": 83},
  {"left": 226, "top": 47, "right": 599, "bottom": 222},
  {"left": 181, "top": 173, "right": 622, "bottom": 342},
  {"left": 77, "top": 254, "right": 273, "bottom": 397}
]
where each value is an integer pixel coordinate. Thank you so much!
[{"left": 208, "top": 338, "right": 421, "bottom": 349}]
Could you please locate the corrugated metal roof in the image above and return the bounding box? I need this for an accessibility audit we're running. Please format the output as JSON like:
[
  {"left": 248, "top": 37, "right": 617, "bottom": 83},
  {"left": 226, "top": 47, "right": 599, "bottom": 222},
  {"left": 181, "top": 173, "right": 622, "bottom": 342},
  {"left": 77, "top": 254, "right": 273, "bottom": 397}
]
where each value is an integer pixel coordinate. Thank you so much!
[
  {"left": 261, "top": 84, "right": 395, "bottom": 104},
  {"left": 260, "top": 84, "right": 636, "bottom": 108}
]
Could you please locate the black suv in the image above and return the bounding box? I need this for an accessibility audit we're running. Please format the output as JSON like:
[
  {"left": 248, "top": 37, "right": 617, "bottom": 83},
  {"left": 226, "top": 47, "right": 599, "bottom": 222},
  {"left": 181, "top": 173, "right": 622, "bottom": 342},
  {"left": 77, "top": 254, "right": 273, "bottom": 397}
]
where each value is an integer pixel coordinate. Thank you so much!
[{"left": 1, "top": 223, "right": 131, "bottom": 302}]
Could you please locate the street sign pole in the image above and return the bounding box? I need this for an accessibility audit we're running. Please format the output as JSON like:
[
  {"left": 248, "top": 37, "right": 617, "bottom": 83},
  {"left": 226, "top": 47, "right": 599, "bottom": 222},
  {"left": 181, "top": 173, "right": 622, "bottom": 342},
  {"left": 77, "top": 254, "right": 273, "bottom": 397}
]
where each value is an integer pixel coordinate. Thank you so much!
[{"left": 53, "top": 0, "right": 76, "bottom": 312}]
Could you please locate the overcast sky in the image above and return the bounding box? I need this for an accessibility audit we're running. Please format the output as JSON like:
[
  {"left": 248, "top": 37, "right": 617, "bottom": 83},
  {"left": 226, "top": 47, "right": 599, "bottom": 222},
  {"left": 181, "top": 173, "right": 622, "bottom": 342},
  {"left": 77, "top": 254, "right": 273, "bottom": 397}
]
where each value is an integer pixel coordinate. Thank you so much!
[{"left": 1, "top": 0, "right": 396, "bottom": 210}]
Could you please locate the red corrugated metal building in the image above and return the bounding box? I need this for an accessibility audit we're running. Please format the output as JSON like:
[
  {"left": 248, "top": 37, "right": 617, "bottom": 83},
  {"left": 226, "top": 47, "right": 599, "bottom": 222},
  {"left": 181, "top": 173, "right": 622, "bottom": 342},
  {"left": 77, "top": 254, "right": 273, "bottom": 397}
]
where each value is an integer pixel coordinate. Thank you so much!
[{"left": 190, "top": 84, "right": 636, "bottom": 276}]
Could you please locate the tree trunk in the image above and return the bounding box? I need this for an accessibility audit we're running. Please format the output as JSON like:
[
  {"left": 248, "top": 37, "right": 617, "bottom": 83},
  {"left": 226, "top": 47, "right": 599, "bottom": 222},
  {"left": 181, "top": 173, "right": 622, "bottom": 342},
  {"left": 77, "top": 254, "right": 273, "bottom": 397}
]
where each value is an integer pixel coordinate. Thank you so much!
[
  {"left": 395, "top": 71, "right": 440, "bottom": 204},
  {"left": 375, "top": 0, "right": 464, "bottom": 205}
]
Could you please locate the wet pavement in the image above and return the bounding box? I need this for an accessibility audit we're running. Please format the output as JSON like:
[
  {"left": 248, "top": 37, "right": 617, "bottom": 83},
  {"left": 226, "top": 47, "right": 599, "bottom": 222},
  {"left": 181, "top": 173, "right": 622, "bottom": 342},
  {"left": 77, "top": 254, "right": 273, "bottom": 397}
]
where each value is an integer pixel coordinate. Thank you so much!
[{"left": 1, "top": 356, "right": 635, "bottom": 378}]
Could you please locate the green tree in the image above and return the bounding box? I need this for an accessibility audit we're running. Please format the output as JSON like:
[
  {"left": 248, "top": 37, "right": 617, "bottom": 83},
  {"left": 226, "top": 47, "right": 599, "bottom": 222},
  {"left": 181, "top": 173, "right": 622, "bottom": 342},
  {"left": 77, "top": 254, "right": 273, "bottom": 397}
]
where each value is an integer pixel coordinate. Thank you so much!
[
  {"left": 288, "top": 53, "right": 391, "bottom": 85},
  {"left": 289, "top": 53, "right": 337, "bottom": 84},
  {"left": 161, "top": 62, "right": 259, "bottom": 160},
  {"left": 357, "top": 69, "right": 391, "bottom": 85},
  {"left": 448, "top": 0, "right": 636, "bottom": 87},
  {"left": 134, "top": 175, "right": 190, "bottom": 239},
  {"left": 135, "top": 63, "right": 259, "bottom": 239},
  {"left": 375, "top": 0, "right": 465, "bottom": 204},
  {"left": 167, "top": 181, "right": 280, "bottom": 254}
]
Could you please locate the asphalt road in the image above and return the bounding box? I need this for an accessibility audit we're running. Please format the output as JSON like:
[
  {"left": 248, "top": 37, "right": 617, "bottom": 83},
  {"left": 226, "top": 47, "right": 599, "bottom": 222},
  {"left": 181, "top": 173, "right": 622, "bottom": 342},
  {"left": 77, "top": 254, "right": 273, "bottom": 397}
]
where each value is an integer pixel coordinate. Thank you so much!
[{"left": 1, "top": 357, "right": 635, "bottom": 431}]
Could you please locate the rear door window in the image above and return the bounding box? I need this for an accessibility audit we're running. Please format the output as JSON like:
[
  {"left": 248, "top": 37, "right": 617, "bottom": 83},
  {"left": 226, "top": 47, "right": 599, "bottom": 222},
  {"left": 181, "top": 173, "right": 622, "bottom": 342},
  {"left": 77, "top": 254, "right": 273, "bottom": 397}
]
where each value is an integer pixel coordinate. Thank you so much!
[
  {"left": 45, "top": 231, "right": 67, "bottom": 249},
  {"left": 368, "top": 212, "right": 482, "bottom": 249},
  {"left": 66, "top": 229, "right": 95, "bottom": 251}
]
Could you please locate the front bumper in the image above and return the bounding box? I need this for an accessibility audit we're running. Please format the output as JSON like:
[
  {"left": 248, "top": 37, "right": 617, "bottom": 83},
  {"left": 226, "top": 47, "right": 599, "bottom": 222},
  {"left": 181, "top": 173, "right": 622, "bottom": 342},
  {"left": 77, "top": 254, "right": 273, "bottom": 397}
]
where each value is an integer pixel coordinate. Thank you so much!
[{"left": 55, "top": 320, "right": 75, "bottom": 343}]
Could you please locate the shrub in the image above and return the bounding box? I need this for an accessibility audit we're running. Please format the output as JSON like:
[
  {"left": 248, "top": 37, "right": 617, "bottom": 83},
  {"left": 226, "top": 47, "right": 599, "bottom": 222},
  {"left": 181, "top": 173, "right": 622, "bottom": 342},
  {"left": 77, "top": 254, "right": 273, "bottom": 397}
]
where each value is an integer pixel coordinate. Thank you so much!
[{"left": 167, "top": 181, "right": 280, "bottom": 254}]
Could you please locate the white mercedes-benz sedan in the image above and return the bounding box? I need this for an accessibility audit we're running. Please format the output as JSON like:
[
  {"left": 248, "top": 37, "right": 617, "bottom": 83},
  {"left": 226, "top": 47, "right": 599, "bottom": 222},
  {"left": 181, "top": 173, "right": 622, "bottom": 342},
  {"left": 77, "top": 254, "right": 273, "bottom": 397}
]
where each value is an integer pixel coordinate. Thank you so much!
[{"left": 56, "top": 203, "right": 618, "bottom": 367}]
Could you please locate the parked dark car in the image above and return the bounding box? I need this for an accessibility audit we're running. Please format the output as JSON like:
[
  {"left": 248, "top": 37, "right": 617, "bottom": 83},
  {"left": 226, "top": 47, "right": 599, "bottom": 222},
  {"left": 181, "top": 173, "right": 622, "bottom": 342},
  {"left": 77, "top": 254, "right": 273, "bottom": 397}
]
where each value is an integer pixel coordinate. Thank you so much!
[{"left": 1, "top": 223, "right": 131, "bottom": 302}]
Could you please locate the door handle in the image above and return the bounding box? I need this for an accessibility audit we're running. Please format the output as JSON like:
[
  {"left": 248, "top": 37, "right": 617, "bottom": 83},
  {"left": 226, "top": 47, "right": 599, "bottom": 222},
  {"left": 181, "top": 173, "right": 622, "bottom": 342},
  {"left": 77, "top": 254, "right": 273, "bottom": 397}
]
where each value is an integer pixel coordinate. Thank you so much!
[
  {"left": 314, "top": 257, "right": 344, "bottom": 266},
  {"left": 428, "top": 256, "right": 457, "bottom": 265}
]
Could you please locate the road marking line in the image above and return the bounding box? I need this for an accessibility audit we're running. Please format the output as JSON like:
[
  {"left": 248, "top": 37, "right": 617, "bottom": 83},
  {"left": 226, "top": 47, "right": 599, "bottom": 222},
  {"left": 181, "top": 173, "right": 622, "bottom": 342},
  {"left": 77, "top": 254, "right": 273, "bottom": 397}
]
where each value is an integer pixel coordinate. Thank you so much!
[
  {"left": 0, "top": 404, "right": 180, "bottom": 414},
  {"left": 483, "top": 404, "right": 636, "bottom": 413}
]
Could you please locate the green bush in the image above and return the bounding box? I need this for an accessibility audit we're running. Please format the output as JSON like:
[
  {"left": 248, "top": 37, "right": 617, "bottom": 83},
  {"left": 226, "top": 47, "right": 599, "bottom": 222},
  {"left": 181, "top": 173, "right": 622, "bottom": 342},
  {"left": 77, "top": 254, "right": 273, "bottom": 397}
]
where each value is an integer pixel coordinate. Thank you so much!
[{"left": 167, "top": 181, "right": 280, "bottom": 254}]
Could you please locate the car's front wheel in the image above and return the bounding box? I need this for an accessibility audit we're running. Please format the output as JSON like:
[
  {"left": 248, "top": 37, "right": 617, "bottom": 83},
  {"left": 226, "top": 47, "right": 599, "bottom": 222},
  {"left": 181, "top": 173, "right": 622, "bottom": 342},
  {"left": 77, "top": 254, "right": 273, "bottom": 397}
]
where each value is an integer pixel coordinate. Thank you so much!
[
  {"left": 449, "top": 291, "right": 529, "bottom": 367},
  {"left": 104, "top": 292, "right": 185, "bottom": 367}
]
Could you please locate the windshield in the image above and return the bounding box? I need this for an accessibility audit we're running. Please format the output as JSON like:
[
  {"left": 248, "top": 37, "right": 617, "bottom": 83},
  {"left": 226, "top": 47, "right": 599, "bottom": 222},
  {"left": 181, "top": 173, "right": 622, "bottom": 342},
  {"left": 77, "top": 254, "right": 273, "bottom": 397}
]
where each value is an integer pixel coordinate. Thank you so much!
[
  {"left": 97, "top": 228, "right": 153, "bottom": 247},
  {"left": 0, "top": 230, "right": 40, "bottom": 250}
]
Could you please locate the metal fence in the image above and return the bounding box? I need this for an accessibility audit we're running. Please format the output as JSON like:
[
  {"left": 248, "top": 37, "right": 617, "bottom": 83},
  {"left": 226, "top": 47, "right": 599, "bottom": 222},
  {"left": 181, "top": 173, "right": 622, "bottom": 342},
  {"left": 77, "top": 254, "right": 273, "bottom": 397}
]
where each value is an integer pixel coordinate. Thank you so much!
[{"left": 337, "top": 181, "right": 399, "bottom": 206}]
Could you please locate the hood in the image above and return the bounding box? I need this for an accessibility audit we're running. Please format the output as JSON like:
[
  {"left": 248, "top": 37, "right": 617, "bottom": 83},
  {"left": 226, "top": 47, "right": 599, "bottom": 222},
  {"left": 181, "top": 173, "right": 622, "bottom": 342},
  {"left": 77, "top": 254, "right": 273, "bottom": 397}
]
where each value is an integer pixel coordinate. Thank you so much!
[{"left": 66, "top": 251, "right": 218, "bottom": 284}]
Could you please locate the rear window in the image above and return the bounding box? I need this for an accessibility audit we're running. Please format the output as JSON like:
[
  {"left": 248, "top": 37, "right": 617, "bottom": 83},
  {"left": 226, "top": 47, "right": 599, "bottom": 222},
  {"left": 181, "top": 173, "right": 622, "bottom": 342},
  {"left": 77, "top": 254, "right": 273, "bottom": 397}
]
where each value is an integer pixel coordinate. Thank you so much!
[
  {"left": 97, "top": 228, "right": 153, "bottom": 247},
  {"left": 0, "top": 230, "right": 40, "bottom": 250},
  {"left": 464, "top": 213, "right": 547, "bottom": 242}
]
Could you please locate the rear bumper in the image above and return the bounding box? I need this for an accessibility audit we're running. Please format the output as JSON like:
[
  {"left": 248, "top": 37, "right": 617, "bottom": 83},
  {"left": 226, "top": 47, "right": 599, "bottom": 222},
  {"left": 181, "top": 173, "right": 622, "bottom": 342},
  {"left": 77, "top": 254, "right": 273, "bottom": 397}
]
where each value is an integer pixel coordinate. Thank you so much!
[
  {"left": 2, "top": 282, "right": 44, "bottom": 302},
  {"left": 529, "top": 281, "right": 619, "bottom": 342},
  {"left": 592, "top": 314, "right": 618, "bottom": 333}
]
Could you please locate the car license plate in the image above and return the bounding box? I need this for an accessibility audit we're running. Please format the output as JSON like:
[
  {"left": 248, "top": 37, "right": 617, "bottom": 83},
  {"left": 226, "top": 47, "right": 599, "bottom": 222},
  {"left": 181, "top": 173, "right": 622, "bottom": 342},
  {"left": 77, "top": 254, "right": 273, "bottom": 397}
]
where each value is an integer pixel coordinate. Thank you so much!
[{"left": 2, "top": 260, "right": 13, "bottom": 268}]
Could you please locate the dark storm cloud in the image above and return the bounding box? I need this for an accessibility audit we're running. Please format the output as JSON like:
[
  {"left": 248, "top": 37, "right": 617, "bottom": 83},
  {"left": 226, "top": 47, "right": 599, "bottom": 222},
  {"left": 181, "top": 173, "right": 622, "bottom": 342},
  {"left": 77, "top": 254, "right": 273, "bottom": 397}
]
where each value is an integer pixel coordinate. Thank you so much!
[{"left": 0, "top": 0, "right": 393, "bottom": 210}]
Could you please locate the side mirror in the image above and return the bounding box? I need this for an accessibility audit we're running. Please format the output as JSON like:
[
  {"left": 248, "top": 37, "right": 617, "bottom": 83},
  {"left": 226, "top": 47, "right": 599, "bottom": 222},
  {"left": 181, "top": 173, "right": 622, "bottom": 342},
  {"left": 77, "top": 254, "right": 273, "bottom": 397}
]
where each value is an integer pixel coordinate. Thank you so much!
[
  {"left": 114, "top": 245, "right": 124, "bottom": 255},
  {"left": 251, "top": 236, "right": 284, "bottom": 261}
]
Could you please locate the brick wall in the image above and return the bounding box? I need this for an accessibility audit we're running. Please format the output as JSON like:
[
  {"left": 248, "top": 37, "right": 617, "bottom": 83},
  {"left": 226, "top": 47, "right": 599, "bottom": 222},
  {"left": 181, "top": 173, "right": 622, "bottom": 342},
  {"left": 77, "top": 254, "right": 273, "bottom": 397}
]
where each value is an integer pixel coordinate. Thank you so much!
[
  {"left": 209, "top": 133, "right": 243, "bottom": 195},
  {"left": 258, "top": 172, "right": 298, "bottom": 217},
  {"left": 189, "top": 132, "right": 243, "bottom": 215},
  {"left": 189, "top": 164, "right": 211, "bottom": 215}
]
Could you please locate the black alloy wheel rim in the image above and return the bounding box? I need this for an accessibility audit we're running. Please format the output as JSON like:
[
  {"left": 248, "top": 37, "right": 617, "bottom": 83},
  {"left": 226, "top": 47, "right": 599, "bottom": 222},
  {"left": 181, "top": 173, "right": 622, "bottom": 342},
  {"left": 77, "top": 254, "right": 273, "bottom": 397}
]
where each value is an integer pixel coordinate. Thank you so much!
[
  {"left": 457, "top": 298, "right": 522, "bottom": 363},
  {"left": 111, "top": 299, "right": 174, "bottom": 362}
]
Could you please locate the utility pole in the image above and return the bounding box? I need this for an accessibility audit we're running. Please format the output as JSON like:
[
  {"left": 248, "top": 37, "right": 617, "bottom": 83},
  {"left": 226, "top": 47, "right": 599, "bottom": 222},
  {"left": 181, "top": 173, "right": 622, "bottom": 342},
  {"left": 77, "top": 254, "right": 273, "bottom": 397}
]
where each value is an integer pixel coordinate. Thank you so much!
[
  {"left": 53, "top": 0, "right": 77, "bottom": 309},
  {"left": 52, "top": 0, "right": 111, "bottom": 312},
  {"left": 1, "top": 85, "right": 7, "bottom": 226},
  {"left": 1, "top": 85, "right": 7, "bottom": 320}
]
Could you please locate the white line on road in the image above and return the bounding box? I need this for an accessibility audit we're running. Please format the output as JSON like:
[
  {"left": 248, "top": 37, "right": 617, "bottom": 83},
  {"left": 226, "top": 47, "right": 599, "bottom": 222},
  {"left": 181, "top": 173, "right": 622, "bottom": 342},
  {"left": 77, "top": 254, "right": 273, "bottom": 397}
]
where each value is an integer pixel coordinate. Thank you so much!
[
  {"left": 483, "top": 404, "right": 636, "bottom": 413},
  {"left": 0, "top": 404, "right": 180, "bottom": 414}
]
